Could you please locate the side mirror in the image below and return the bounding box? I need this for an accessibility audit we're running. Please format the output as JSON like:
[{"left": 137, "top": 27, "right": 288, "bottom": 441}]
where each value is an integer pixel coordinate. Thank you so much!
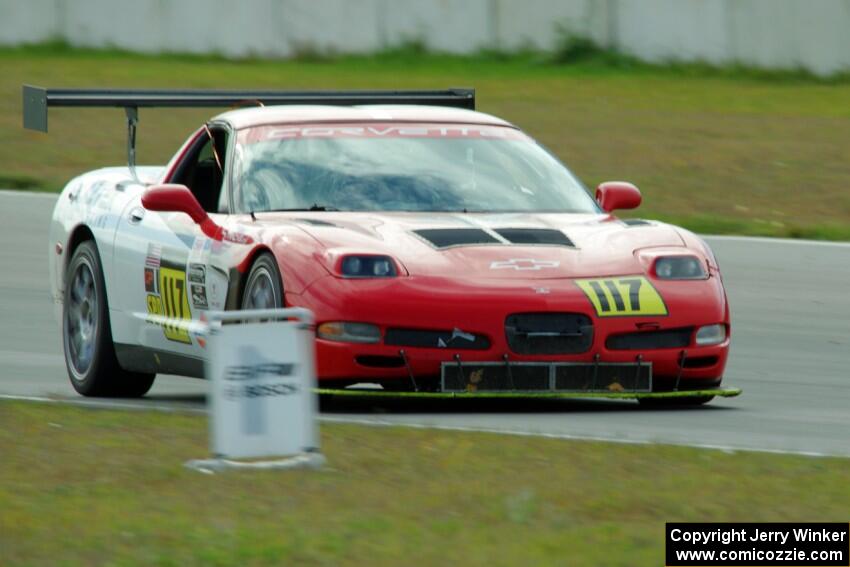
[
  {"left": 142, "top": 184, "right": 207, "bottom": 222},
  {"left": 596, "top": 181, "right": 642, "bottom": 213},
  {"left": 142, "top": 184, "right": 222, "bottom": 239}
]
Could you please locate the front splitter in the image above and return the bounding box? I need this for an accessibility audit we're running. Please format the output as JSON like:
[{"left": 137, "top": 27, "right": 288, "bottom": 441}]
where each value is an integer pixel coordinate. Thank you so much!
[{"left": 314, "top": 387, "right": 742, "bottom": 400}]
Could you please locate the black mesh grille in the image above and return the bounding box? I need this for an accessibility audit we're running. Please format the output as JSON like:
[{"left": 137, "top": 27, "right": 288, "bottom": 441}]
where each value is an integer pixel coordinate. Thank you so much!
[
  {"left": 505, "top": 312, "right": 593, "bottom": 355},
  {"left": 494, "top": 228, "right": 574, "bottom": 246},
  {"left": 413, "top": 228, "right": 498, "bottom": 248},
  {"left": 385, "top": 328, "right": 490, "bottom": 350},
  {"left": 554, "top": 364, "right": 651, "bottom": 391},
  {"left": 441, "top": 362, "right": 652, "bottom": 392},
  {"left": 442, "top": 364, "right": 550, "bottom": 392},
  {"left": 606, "top": 328, "right": 692, "bottom": 350}
]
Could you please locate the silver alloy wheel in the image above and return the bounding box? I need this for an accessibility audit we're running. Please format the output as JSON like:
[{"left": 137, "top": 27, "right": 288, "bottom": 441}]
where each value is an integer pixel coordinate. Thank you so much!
[
  {"left": 243, "top": 266, "right": 278, "bottom": 309},
  {"left": 65, "top": 258, "right": 98, "bottom": 378}
]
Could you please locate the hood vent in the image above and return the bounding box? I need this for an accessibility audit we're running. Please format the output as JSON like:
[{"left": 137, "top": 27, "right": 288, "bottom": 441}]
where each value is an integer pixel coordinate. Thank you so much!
[
  {"left": 494, "top": 228, "right": 573, "bottom": 246},
  {"left": 294, "top": 218, "right": 337, "bottom": 227},
  {"left": 414, "top": 227, "right": 574, "bottom": 249},
  {"left": 622, "top": 219, "right": 652, "bottom": 227},
  {"left": 414, "top": 228, "right": 498, "bottom": 248}
]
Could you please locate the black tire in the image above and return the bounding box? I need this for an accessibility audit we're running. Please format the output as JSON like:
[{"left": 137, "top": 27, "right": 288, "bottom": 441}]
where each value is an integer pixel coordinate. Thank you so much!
[
  {"left": 241, "top": 252, "right": 284, "bottom": 309},
  {"left": 63, "top": 240, "right": 156, "bottom": 397},
  {"left": 638, "top": 395, "right": 715, "bottom": 407}
]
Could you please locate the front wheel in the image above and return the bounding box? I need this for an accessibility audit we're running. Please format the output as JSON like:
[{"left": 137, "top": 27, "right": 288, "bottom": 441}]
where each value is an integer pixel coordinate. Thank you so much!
[
  {"left": 241, "top": 252, "right": 284, "bottom": 310},
  {"left": 63, "top": 241, "right": 155, "bottom": 397}
]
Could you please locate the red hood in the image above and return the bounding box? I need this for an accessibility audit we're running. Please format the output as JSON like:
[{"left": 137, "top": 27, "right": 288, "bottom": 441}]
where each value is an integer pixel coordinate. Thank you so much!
[{"left": 255, "top": 212, "right": 686, "bottom": 280}]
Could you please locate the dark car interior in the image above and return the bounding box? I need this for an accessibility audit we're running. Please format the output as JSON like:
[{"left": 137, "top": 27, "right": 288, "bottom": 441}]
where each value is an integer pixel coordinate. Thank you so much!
[{"left": 170, "top": 126, "right": 228, "bottom": 213}]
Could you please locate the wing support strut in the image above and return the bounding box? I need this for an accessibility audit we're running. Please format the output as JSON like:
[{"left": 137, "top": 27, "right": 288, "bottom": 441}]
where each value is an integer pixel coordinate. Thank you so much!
[{"left": 125, "top": 107, "right": 138, "bottom": 180}]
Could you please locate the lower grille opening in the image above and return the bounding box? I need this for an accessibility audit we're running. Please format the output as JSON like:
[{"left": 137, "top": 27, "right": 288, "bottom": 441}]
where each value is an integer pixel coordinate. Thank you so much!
[
  {"left": 355, "top": 355, "right": 405, "bottom": 368},
  {"left": 606, "top": 327, "right": 693, "bottom": 350},
  {"left": 505, "top": 312, "right": 593, "bottom": 355},
  {"left": 682, "top": 356, "right": 719, "bottom": 369},
  {"left": 384, "top": 328, "right": 490, "bottom": 350}
]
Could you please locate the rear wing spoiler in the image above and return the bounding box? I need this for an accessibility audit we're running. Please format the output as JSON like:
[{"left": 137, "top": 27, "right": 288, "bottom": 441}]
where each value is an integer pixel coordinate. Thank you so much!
[{"left": 22, "top": 85, "right": 475, "bottom": 177}]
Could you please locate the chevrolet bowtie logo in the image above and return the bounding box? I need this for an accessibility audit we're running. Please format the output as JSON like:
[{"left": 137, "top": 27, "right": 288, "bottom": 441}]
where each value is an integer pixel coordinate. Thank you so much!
[{"left": 490, "top": 259, "right": 561, "bottom": 271}]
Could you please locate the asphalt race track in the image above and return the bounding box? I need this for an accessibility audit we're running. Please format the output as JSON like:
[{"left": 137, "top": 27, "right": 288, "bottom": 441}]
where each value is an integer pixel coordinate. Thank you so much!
[{"left": 2, "top": 190, "right": 849, "bottom": 456}]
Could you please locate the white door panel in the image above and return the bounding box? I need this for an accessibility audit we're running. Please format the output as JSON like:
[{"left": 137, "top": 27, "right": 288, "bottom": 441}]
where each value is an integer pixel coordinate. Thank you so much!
[{"left": 112, "top": 199, "right": 223, "bottom": 360}]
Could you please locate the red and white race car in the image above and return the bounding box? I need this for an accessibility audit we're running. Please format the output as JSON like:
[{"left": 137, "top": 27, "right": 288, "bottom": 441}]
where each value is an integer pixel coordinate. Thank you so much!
[{"left": 25, "top": 86, "right": 731, "bottom": 402}]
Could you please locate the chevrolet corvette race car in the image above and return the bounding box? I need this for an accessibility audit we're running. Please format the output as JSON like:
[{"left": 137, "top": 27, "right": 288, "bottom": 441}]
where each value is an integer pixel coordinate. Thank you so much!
[{"left": 24, "top": 86, "right": 732, "bottom": 403}]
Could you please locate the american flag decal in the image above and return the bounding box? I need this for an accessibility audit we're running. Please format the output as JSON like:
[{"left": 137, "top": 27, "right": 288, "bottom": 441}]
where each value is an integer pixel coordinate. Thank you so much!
[{"left": 145, "top": 244, "right": 162, "bottom": 268}]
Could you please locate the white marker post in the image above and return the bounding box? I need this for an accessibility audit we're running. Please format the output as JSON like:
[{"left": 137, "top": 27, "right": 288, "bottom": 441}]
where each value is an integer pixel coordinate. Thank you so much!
[{"left": 186, "top": 308, "right": 324, "bottom": 473}]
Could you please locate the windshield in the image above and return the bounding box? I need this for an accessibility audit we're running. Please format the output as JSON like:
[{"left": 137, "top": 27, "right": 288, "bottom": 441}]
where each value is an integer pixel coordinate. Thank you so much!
[{"left": 232, "top": 123, "right": 599, "bottom": 214}]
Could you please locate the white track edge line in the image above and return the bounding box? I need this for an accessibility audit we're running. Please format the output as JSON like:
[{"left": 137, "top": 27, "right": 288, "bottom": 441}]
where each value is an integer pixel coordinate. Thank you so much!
[
  {"left": 1, "top": 394, "right": 841, "bottom": 459},
  {"left": 0, "top": 394, "right": 206, "bottom": 414},
  {"left": 317, "top": 416, "right": 836, "bottom": 458}
]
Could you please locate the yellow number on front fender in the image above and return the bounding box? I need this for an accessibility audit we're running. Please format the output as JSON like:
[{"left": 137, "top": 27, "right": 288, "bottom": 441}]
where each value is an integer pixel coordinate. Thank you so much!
[{"left": 575, "top": 276, "right": 667, "bottom": 317}]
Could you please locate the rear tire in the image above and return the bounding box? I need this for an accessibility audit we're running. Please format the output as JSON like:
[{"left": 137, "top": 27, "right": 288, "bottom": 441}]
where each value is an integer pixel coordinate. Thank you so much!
[{"left": 63, "top": 241, "right": 155, "bottom": 397}]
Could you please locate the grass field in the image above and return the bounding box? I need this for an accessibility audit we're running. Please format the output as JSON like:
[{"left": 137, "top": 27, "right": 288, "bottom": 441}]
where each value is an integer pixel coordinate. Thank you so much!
[
  {"left": 3, "top": 45, "right": 850, "bottom": 239},
  {"left": 1, "top": 401, "right": 848, "bottom": 566}
]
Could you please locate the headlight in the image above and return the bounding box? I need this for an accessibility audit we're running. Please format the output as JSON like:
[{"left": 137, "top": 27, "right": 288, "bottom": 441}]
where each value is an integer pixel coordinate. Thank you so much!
[
  {"left": 653, "top": 256, "right": 707, "bottom": 280},
  {"left": 695, "top": 324, "right": 726, "bottom": 346},
  {"left": 340, "top": 255, "right": 398, "bottom": 278},
  {"left": 317, "top": 322, "right": 381, "bottom": 344}
]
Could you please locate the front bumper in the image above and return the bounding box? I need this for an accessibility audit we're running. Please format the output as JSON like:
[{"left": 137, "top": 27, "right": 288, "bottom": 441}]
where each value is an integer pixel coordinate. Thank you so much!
[
  {"left": 313, "top": 339, "right": 729, "bottom": 388},
  {"left": 290, "top": 274, "right": 731, "bottom": 388}
]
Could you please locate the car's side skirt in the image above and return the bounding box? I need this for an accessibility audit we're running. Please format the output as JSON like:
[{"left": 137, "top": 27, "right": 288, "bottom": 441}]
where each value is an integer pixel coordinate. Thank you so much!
[{"left": 114, "top": 343, "right": 205, "bottom": 378}]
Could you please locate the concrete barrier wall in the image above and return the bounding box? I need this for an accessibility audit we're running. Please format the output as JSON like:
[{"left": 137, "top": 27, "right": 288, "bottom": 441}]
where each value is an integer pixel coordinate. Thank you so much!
[{"left": 2, "top": 0, "right": 848, "bottom": 76}]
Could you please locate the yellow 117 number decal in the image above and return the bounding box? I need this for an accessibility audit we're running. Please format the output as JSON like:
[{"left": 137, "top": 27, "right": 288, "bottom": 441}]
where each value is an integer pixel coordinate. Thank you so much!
[
  {"left": 575, "top": 276, "right": 667, "bottom": 317},
  {"left": 146, "top": 266, "right": 192, "bottom": 343}
]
